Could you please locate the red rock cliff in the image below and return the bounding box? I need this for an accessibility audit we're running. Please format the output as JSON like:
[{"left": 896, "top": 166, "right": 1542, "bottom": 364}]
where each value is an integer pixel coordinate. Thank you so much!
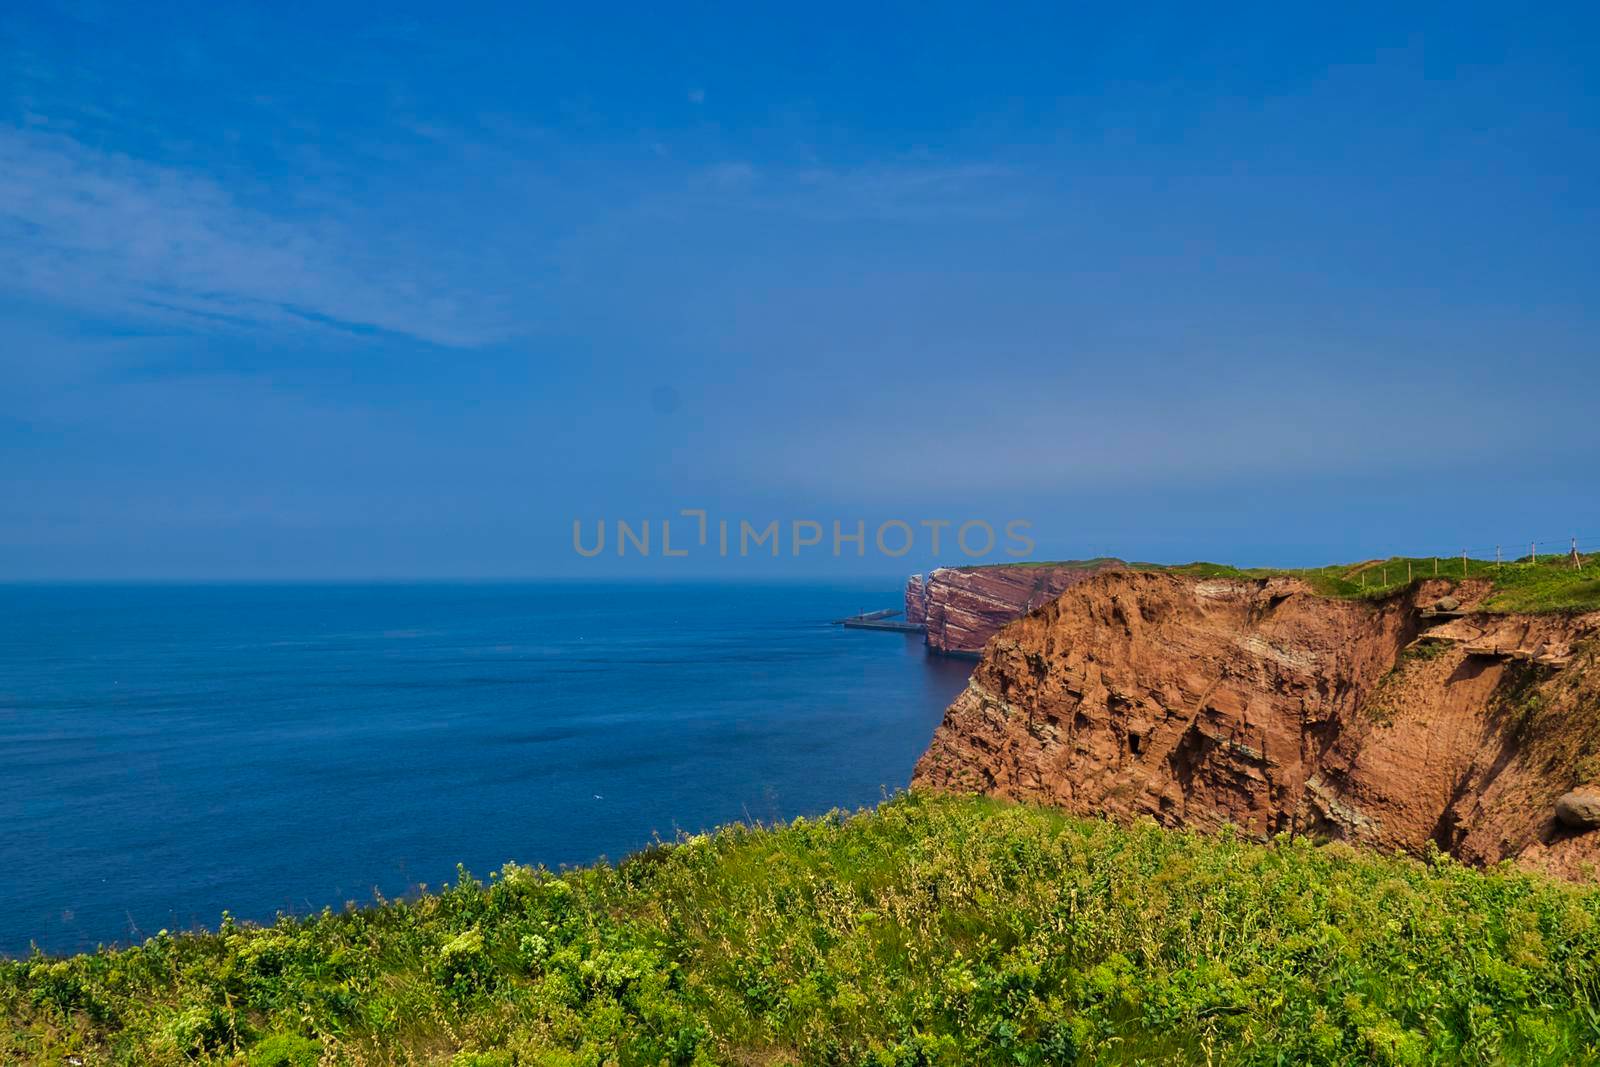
[
  {"left": 912, "top": 570, "right": 1600, "bottom": 876},
  {"left": 906, "top": 562, "right": 1122, "bottom": 655}
]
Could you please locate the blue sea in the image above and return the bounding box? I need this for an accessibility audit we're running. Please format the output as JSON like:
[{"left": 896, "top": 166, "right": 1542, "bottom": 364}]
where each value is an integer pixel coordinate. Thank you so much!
[{"left": 0, "top": 582, "right": 973, "bottom": 957}]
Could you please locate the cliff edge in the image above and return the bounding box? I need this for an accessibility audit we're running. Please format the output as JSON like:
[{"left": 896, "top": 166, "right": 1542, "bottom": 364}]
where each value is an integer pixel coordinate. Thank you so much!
[
  {"left": 906, "top": 561, "right": 1122, "bottom": 655},
  {"left": 912, "top": 569, "right": 1600, "bottom": 877}
]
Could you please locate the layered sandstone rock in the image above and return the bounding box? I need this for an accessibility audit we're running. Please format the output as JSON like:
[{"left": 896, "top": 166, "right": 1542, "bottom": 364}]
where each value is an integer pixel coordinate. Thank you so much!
[
  {"left": 906, "top": 562, "right": 1122, "bottom": 655},
  {"left": 904, "top": 574, "right": 928, "bottom": 627},
  {"left": 912, "top": 570, "right": 1600, "bottom": 877}
]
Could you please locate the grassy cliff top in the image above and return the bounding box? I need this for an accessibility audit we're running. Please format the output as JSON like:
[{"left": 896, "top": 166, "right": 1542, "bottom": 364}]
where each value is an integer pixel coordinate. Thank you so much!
[
  {"left": 974, "top": 554, "right": 1600, "bottom": 613},
  {"left": 6, "top": 793, "right": 1599, "bottom": 1065},
  {"left": 1133, "top": 553, "right": 1600, "bottom": 613}
]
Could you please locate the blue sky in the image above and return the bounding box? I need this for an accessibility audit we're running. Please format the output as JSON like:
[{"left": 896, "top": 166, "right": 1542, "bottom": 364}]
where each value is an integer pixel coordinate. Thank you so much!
[{"left": 2, "top": 2, "right": 1596, "bottom": 578}]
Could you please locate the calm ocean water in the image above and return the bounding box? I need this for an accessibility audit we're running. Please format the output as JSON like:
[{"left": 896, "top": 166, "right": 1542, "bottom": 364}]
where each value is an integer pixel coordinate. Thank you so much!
[{"left": 0, "top": 581, "right": 973, "bottom": 956}]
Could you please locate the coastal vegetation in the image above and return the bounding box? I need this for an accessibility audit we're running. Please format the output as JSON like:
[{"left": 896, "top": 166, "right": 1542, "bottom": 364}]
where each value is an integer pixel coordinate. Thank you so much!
[
  {"left": 1142, "top": 553, "right": 1600, "bottom": 613},
  {"left": 985, "top": 553, "right": 1600, "bottom": 613},
  {"left": 6, "top": 793, "right": 1599, "bottom": 1065}
]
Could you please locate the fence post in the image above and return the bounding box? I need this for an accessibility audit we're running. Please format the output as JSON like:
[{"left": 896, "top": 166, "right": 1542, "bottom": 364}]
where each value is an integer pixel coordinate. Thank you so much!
[
  {"left": 1574, "top": 536, "right": 1583, "bottom": 571},
  {"left": 1531, "top": 540, "right": 1537, "bottom": 565},
  {"left": 1461, "top": 549, "right": 1467, "bottom": 578}
]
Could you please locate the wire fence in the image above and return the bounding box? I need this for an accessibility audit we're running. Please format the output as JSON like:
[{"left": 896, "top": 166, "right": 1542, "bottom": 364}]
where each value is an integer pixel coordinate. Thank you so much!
[
  {"left": 1368, "top": 534, "right": 1596, "bottom": 567},
  {"left": 1328, "top": 533, "right": 1594, "bottom": 593},
  {"left": 1449, "top": 534, "right": 1597, "bottom": 560}
]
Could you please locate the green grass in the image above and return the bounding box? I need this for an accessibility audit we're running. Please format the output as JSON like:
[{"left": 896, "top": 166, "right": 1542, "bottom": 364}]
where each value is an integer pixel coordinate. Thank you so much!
[
  {"left": 7, "top": 794, "right": 1600, "bottom": 1065},
  {"left": 1119, "top": 554, "right": 1600, "bottom": 613}
]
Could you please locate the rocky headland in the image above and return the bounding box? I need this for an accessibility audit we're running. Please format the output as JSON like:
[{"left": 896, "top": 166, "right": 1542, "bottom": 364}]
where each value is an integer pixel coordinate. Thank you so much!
[
  {"left": 912, "top": 568, "right": 1600, "bottom": 877},
  {"left": 905, "top": 561, "right": 1122, "bottom": 655}
]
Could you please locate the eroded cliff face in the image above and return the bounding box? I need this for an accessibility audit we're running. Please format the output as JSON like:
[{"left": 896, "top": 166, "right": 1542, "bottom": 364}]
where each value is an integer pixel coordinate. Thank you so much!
[
  {"left": 906, "top": 562, "right": 1122, "bottom": 655},
  {"left": 912, "top": 570, "right": 1600, "bottom": 876}
]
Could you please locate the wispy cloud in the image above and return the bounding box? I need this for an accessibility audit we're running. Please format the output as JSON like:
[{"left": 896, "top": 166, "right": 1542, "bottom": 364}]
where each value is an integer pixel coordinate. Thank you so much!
[
  {"left": 688, "top": 161, "right": 1028, "bottom": 222},
  {"left": 0, "top": 126, "right": 518, "bottom": 346}
]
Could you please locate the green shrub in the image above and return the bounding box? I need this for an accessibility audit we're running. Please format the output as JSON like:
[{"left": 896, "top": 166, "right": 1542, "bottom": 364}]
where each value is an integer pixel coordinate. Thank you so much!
[
  {"left": 245, "top": 1033, "right": 320, "bottom": 1067},
  {"left": 451, "top": 1052, "right": 513, "bottom": 1067}
]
